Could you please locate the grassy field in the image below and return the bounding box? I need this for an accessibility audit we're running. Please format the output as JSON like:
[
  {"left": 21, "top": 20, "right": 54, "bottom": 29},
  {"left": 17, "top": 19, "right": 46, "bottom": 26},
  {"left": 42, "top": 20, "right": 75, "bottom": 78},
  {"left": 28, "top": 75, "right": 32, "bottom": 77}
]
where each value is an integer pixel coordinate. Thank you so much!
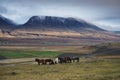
[
  {"left": 0, "top": 42, "right": 120, "bottom": 59},
  {"left": 0, "top": 50, "right": 62, "bottom": 59},
  {"left": 0, "top": 59, "right": 120, "bottom": 80},
  {"left": 0, "top": 42, "right": 120, "bottom": 62},
  {"left": 0, "top": 42, "right": 120, "bottom": 80},
  {"left": 0, "top": 45, "right": 96, "bottom": 59}
]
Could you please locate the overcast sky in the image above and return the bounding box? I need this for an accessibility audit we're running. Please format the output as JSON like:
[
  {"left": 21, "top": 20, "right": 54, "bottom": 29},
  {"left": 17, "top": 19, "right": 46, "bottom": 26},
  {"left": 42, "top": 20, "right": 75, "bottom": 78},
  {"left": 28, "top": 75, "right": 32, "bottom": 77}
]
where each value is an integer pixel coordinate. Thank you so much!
[{"left": 0, "top": 0, "right": 120, "bottom": 31}]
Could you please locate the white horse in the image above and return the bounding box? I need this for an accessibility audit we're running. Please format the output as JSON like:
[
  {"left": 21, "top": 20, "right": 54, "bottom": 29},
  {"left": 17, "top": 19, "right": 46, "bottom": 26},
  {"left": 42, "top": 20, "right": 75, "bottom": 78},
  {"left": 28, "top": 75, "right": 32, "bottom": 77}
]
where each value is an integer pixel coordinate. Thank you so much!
[{"left": 54, "top": 57, "right": 59, "bottom": 64}]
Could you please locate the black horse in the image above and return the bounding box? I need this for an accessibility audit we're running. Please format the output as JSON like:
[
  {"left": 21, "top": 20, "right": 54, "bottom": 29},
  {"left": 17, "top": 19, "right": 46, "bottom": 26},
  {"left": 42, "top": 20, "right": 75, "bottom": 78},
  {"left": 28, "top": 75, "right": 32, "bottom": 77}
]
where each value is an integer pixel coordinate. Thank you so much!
[
  {"left": 58, "top": 57, "right": 72, "bottom": 63},
  {"left": 65, "top": 57, "right": 72, "bottom": 63},
  {"left": 58, "top": 57, "right": 65, "bottom": 63},
  {"left": 71, "top": 57, "right": 79, "bottom": 62}
]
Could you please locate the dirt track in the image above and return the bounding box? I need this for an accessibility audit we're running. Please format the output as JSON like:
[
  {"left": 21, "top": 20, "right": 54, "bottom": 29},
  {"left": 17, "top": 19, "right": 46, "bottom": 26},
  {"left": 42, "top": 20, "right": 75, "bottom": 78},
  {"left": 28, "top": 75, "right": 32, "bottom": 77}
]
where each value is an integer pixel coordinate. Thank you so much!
[{"left": 0, "top": 58, "right": 37, "bottom": 65}]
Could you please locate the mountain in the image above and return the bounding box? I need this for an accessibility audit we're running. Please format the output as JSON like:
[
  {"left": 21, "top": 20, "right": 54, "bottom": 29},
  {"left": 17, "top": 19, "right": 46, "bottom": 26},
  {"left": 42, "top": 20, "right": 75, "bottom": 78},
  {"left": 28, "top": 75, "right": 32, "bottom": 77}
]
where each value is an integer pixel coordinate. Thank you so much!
[
  {"left": 0, "top": 15, "right": 16, "bottom": 30},
  {"left": 0, "top": 15, "right": 17, "bottom": 37},
  {"left": 22, "top": 16, "right": 104, "bottom": 31},
  {"left": 11, "top": 16, "right": 119, "bottom": 39},
  {"left": 0, "top": 15, "right": 120, "bottom": 45}
]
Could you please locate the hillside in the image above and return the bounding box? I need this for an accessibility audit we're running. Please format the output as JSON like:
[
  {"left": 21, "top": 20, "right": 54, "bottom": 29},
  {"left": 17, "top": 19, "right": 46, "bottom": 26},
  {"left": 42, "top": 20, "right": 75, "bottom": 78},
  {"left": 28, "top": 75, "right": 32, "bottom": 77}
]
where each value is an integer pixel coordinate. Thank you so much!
[
  {"left": 11, "top": 16, "right": 105, "bottom": 38},
  {"left": 0, "top": 15, "right": 120, "bottom": 45},
  {"left": 114, "top": 31, "right": 120, "bottom": 35},
  {"left": 89, "top": 42, "right": 120, "bottom": 57}
]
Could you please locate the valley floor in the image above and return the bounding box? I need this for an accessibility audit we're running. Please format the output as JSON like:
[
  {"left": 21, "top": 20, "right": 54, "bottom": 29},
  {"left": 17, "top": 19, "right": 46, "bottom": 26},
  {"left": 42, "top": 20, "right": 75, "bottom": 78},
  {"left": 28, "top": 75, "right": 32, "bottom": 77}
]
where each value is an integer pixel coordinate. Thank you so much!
[
  {"left": 0, "top": 58, "right": 120, "bottom": 80},
  {"left": 0, "top": 42, "right": 120, "bottom": 80}
]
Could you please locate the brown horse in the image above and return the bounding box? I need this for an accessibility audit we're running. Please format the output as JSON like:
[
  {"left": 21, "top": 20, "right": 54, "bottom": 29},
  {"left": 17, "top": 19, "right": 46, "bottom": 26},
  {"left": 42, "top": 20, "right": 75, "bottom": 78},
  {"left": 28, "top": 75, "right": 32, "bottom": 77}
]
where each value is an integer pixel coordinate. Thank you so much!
[
  {"left": 35, "top": 58, "right": 54, "bottom": 65},
  {"left": 44, "top": 59, "right": 54, "bottom": 65},
  {"left": 35, "top": 58, "right": 45, "bottom": 65}
]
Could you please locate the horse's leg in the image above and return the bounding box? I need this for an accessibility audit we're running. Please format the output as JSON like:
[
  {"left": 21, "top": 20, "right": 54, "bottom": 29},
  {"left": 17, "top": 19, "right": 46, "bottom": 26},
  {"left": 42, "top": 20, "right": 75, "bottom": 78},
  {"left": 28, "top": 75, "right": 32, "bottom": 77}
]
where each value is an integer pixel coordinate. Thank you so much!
[
  {"left": 52, "top": 61, "right": 54, "bottom": 64},
  {"left": 60, "top": 60, "right": 62, "bottom": 64},
  {"left": 49, "top": 61, "right": 52, "bottom": 65},
  {"left": 54, "top": 60, "right": 56, "bottom": 64},
  {"left": 67, "top": 59, "right": 70, "bottom": 63},
  {"left": 38, "top": 62, "right": 40, "bottom": 65},
  {"left": 42, "top": 60, "right": 45, "bottom": 65},
  {"left": 50, "top": 61, "right": 53, "bottom": 65},
  {"left": 44, "top": 61, "right": 46, "bottom": 65},
  {"left": 73, "top": 59, "right": 75, "bottom": 62},
  {"left": 78, "top": 59, "right": 79, "bottom": 62},
  {"left": 70, "top": 59, "right": 71, "bottom": 63},
  {"left": 64, "top": 60, "right": 66, "bottom": 63},
  {"left": 71, "top": 59, "right": 73, "bottom": 62}
]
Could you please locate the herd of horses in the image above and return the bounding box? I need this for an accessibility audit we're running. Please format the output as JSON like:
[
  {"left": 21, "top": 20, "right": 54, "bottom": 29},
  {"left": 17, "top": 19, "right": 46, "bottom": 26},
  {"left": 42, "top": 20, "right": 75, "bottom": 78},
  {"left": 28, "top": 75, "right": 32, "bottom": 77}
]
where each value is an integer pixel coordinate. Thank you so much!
[{"left": 35, "top": 57, "right": 80, "bottom": 65}]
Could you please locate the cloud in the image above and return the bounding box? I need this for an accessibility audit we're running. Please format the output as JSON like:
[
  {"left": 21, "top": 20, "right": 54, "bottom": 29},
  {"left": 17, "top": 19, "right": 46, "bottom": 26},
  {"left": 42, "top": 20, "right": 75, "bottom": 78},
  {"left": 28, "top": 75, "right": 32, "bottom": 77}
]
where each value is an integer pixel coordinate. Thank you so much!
[{"left": 0, "top": 5, "right": 8, "bottom": 14}]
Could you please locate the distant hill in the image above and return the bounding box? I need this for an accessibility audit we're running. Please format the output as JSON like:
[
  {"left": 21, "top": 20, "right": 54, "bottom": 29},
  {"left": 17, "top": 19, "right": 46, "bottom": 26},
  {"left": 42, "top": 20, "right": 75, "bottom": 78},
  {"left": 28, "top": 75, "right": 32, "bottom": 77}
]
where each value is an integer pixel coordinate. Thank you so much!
[
  {"left": 0, "top": 15, "right": 120, "bottom": 45},
  {"left": 0, "top": 15, "right": 17, "bottom": 38},
  {"left": 91, "top": 42, "right": 120, "bottom": 56},
  {"left": 114, "top": 31, "right": 120, "bottom": 34},
  {"left": 0, "top": 15, "right": 16, "bottom": 30}
]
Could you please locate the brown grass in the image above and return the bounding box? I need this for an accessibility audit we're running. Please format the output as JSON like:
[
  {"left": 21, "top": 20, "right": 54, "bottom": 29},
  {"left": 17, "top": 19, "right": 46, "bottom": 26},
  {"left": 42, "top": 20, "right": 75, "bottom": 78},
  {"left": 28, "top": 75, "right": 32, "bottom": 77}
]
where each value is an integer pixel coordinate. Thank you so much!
[
  {"left": 0, "top": 58, "right": 120, "bottom": 80},
  {"left": 0, "top": 45, "right": 95, "bottom": 53}
]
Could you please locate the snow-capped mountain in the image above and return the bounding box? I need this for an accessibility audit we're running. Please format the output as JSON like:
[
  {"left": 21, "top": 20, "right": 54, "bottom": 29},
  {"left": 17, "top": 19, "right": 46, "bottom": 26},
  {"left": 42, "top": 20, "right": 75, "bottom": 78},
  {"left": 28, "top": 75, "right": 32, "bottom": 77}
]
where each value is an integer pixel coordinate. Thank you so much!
[
  {"left": 0, "top": 15, "right": 120, "bottom": 43},
  {"left": 22, "top": 16, "right": 104, "bottom": 31}
]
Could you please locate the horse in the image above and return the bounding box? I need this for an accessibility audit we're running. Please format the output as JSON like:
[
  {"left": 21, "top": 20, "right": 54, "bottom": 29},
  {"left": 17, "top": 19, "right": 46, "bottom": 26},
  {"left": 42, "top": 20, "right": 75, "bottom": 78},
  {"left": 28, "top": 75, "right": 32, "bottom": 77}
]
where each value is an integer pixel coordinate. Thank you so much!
[
  {"left": 54, "top": 57, "right": 59, "bottom": 64},
  {"left": 58, "top": 57, "right": 66, "bottom": 64},
  {"left": 57, "top": 57, "right": 71, "bottom": 63},
  {"left": 65, "top": 57, "right": 72, "bottom": 63},
  {"left": 35, "top": 58, "right": 54, "bottom": 65},
  {"left": 35, "top": 58, "right": 45, "bottom": 65},
  {"left": 44, "top": 59, "right": 54, "bottom": 65},
  {"left": 71, "top": 57, "right": 79, "bottom": 62}
]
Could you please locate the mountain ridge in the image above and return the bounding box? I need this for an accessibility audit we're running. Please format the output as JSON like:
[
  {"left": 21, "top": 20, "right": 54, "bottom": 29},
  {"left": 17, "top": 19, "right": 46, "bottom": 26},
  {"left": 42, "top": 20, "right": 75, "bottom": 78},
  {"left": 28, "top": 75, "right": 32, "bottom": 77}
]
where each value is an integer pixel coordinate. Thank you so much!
[
  {"left": 22, "top": 16, "right": 104, "bottom": 31},
  {"left": 0, "top": 15, "right": 120, "bottom": 44}
]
